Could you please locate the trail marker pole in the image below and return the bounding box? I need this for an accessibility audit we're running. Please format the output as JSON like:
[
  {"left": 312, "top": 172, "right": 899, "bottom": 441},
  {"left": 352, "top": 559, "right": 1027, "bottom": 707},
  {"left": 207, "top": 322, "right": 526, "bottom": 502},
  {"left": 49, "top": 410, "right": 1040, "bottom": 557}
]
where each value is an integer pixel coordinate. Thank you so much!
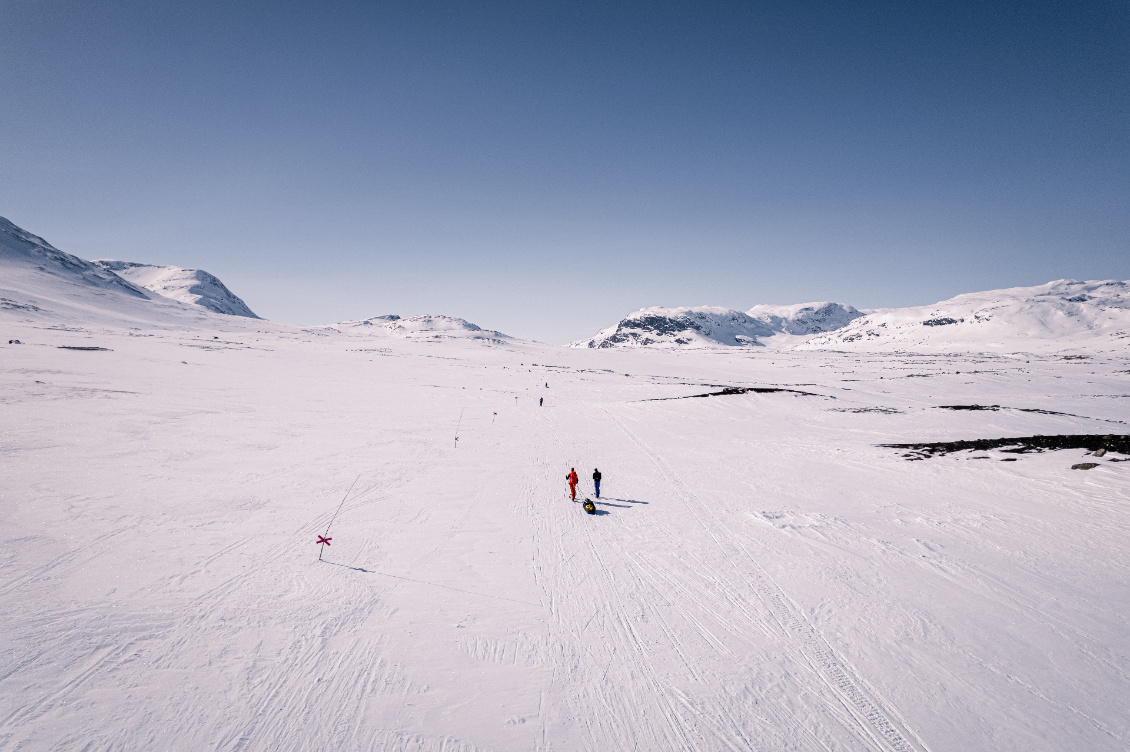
[{"left": 319, "top": 474, "right": 360, "bottom": 561}]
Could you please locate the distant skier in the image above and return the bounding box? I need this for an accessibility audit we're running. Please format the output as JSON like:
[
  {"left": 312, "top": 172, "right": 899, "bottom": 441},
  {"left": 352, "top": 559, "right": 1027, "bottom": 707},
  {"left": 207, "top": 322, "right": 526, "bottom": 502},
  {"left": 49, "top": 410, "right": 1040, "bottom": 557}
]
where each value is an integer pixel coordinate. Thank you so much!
[
  {"left": 539, "top": 397, "right": 543, "bottom": 407},
  {"left": 566, "top": 468, "right": 578, "bottom": 500},
  {"left": 592, "top": 468, "right": 602, "bottom": 498}
]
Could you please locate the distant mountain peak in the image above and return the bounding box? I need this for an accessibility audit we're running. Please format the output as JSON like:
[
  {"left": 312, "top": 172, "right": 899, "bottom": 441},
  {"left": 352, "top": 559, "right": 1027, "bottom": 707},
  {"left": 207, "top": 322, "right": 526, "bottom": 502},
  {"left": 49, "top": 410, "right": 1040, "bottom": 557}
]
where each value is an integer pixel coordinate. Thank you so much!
[
  {"left": 92, "top": 260, "right": 259, "bottom": 318},
  {"left": 572, "top": 302, "right": 863, "bottom": 349},
  {"left": 746, "top": 301, "right": 864, "bottom": 335},
  {"left": 801, "top": 279, "right": 1130, "bottom": 353},
  {"left": 336, "top": 313, "right": 511, "bottom": 341}
]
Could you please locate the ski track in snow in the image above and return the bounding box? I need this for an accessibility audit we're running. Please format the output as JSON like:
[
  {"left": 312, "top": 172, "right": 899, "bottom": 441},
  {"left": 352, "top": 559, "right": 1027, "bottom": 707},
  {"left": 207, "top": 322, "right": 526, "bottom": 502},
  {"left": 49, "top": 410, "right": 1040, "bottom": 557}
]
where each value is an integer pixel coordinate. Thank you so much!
[
  {"left": 1, "top": 325, "right": 1129, "bottom": 750},
  {"left": 603, "top": 409, "right": 923, "bottom": 752}
]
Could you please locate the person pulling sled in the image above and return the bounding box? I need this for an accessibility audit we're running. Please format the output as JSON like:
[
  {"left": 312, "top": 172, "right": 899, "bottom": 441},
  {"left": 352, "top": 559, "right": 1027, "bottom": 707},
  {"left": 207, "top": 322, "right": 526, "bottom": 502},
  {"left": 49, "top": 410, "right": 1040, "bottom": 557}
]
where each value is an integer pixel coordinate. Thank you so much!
[
  {"left": 592, "top": 468, "right": 601, "bottom": 498},
  {"left": 566, "top": 468, "right": 578, "bottom": 500}
]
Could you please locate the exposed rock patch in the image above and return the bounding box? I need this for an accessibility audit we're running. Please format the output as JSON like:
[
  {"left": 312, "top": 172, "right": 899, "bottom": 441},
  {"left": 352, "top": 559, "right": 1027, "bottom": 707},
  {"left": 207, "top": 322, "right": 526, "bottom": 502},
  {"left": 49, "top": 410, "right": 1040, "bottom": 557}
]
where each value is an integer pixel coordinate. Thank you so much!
[{"left": 883, "top": 434, "right": 1129, "bottom": 459}]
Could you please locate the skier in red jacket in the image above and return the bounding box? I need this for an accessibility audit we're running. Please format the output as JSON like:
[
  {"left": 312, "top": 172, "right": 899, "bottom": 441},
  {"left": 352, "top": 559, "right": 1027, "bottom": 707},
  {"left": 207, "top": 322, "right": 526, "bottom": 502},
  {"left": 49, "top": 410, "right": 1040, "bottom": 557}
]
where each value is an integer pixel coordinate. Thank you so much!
[{"left": 566, "top": 468, "right": 579, "bottom": 500}]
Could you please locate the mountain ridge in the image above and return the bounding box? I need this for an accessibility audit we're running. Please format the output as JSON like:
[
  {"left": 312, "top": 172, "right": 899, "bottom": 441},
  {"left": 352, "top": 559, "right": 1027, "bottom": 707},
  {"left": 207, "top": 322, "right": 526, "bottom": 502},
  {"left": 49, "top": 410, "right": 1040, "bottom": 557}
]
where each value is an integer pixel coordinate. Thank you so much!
[
  {"left": 571, "top": 302, "right": 863, "bottom": 349},
  {"left": 801, "top": 279, "right": 1130, "bottom": 354},
  {"left": 334, "top": 314, "right": 513, "bottom": 342},
  {"left": 92, "top": 259, "right": 259, "bottom": 318}
]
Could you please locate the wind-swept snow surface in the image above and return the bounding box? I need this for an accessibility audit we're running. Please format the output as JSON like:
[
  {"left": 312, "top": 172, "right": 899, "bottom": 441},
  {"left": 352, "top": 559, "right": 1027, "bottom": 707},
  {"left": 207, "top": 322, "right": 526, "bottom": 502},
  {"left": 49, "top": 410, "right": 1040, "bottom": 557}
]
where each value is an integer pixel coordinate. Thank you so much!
[
  {"left": 92, "top": 260, "right": 259, "bottom": 318},
  {"left": 803, "top": 279, "right": 1130, "bottom": 354},
  {"left": 2, "top": 308, "right": 1129, "bottom": 750}
]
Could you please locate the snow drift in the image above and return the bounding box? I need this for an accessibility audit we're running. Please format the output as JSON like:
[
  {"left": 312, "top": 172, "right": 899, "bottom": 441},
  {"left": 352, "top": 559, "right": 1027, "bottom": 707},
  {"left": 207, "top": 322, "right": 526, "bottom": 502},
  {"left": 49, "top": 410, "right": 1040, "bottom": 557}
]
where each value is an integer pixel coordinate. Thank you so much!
[
  {"left": 92, "top": 260, "right": 259, "bottom": 318},
  {"left": 801, "top": 279, "right": 1130, "bottom": 354}
]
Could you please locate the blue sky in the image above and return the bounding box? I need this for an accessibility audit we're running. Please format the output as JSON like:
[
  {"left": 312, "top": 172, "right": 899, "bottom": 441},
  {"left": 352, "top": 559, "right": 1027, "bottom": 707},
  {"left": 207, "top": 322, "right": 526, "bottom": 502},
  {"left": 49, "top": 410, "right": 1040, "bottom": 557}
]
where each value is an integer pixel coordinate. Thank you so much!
[{"left": 2, "top": 0, "right": 1126, "bottom": 343}]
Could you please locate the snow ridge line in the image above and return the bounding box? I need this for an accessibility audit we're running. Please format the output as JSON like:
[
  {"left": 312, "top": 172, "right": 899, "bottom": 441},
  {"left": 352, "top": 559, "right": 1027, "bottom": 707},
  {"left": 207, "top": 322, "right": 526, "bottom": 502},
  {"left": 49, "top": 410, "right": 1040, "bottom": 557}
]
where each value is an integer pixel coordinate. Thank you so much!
[{"left": 604, "top": 406, "right": 931, "bottom": 752}]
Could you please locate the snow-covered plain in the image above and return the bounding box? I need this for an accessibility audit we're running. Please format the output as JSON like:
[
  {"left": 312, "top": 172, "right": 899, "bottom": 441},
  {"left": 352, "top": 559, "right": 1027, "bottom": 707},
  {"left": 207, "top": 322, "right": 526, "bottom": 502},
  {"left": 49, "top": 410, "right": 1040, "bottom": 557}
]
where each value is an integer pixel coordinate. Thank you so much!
[
  {"left": 3, "top": 217, "right": 1129, "bottom": 750},
  {"left": 3, "top": 311, "right": 1129, "bottom": 751}
]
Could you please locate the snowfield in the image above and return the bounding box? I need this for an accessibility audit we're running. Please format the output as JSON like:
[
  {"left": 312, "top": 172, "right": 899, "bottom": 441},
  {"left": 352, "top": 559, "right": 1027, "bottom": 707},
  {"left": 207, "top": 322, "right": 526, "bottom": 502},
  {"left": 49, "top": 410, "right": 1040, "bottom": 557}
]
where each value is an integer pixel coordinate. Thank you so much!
[
  {"left": 2, "top": 316, "right": 1129, "bottom": 751},
  {"left": 2, "top": 216, "right": 1129, "bottom": 750}
]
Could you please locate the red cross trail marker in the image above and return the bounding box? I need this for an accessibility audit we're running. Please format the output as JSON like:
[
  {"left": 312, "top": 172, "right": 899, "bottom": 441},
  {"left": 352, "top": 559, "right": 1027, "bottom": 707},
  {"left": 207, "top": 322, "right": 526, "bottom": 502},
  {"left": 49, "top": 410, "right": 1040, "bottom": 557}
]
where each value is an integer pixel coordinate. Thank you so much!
[
  {"left": 317, "top": 534, "right": 332, "bottom": 560},
  {"left": 317, "top": 474, "right": 360, "bottom": 562}
]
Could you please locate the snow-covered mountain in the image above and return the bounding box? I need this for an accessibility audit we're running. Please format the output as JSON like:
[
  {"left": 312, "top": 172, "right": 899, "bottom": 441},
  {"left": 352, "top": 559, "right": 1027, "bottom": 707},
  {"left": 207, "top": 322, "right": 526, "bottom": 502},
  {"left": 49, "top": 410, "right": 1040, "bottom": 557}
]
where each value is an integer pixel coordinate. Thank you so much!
[
  {"left": 1, "top": 216, "right": 152, "bottom": 309},
  {"left": 572, "top": 302, "right": 863, "bottom": 349},
  {"left": 0, "top": 215, "right": 176, "bottom": 326},
  {"left": 92, "top": 260, "right": 258, "bottom": 318},
  {"left": 0, "top": 216, "right": 264, "bottom": 329},
  {"left": 801, "top": 279, "right": 1130, "bottom": 354},
  {"left": 575, "top": 283, "right": 1130, "bottom": 354},
  {"left": 336, "top": 314, "right": 512, "bottom": 342},
  {"left": 746, "top": 301, "right": 864, "bottom": 335},
  {"left": 572, "top": 306, "right": 779, "bottom": 348}
]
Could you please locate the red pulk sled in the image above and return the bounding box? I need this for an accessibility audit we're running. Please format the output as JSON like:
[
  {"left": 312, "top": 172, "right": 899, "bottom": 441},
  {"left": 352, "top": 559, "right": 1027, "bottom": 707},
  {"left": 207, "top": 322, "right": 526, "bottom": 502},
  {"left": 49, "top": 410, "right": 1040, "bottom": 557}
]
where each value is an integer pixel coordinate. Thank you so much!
[{"left": 582, "top": 498, "right": 596, "bottom": 514}]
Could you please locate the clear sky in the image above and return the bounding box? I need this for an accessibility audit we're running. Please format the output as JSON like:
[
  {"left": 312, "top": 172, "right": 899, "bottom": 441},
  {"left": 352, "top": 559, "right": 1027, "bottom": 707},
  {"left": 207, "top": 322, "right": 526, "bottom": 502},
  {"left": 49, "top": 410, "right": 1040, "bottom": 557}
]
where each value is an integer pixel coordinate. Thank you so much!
[{"left": 1, "top": 0, "right": 1127, "bottom": 343}]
